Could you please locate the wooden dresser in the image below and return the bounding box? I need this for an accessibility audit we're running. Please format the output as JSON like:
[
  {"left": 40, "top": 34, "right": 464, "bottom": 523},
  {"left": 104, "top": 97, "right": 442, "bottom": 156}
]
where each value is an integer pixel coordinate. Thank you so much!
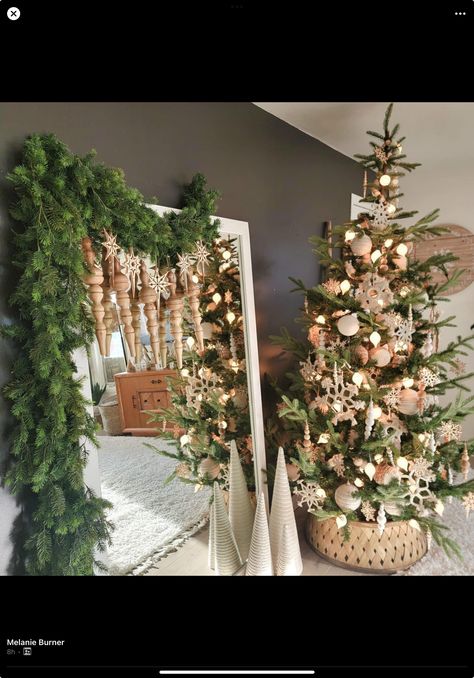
[{"left": 114, "top": 369, "right": 177, "bottom": 436}]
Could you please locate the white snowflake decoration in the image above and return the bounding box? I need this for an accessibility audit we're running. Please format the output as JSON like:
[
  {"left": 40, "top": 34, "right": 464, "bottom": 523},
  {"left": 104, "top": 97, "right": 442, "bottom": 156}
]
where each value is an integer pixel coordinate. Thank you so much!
[
  {"left": 409, "top": 457, "right": 436, "bottom": 482},
  {"left": 462, "top": 492, "right": 474, "bottom": 517},
  {"left": 355, "top": 273, "right": 394, "bottom": 312},
  {"left": 393, "top": 309, "right": 414, "bottom": 352},
  {"left": 361, "top": 500, "right": 376, "bottom": 522},
  {"left": 379, "top": 412, "right": 406, "bottom": 450},
  {"left": 418, "top": 367, "right": 440, "bottom": 388},
  {"left": 218, "top": 465, "right": 230, "bottom": 491},
  {"left": 121, "top": 250, "right": 141, "bottom": 296},
  {"left": 371, "top": 201, "right": 391, "bottom": 230},
  {"left": 383, "top": 387, "right": 402, "bottom": 410},
  {"left": 312, "top": 366, "right": 365, "bottom": 426},
  {"left": 149, "top": 269, "right": 171, "bottom": 299},
  {"left": 328, "top": 453, "right": 346, "bottom": 477},
  {"left": 193, "top": 240, "right": 211, "bottom": 275},
  {"left": 176, "top": 252, "right": 195, "bottom": 283},
  {"left": 299, "top": 355, "right": 319, "bottom": 384},
  {"left": 383, "top": 311, "right": 403, "bottom": 336},
  {"left": 326, "top": 336, "right": 349, "bottom": 352},
  {"left": 400, "top": 470, "right": 436, "bottom": 513},
  {"left": 322, "top": 278, "right": 341, "bottom": 295},
  {"left": 438, "top": 420, "right": 462, "bottom": 443},
  {"left": 185, "top": 369, "right": 220, "bottom": 412},
  {"left": 293, "top": 479, "right": 326, "bottom": 511}
]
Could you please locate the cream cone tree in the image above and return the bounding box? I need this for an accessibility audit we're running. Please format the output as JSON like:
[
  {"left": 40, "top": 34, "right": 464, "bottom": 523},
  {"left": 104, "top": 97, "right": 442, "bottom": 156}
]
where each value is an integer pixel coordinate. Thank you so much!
[
  {"left": 246, "top": 492, "right": 273, "bottom": 576},
  {"left": 276, "top": 524, "right": 301, "bottom": 576},
  {"left": 269, "top": 447, "right": 302, "bottom": 575},
  {"left": 229, "top": 439, "right": 255, "bottom": 560},
  {"left": 212, "top": 481, "right": 242, "bottom": 576}
]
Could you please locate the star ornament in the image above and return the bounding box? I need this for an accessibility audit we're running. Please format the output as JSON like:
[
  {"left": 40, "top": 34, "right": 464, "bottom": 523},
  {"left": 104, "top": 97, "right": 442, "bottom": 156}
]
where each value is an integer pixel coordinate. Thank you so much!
[
  {"left": 102, "top": 229, "right": 120, "bottom": 260},
  {"left": 176, "top": 252, "right": 195, "bottom": 289},
  {"left": 193, "top": 240, "right": 211, "bottom": 275},
  {"left": 149, "top": 269, "right": 171, "bottom": 300},
  {"left": 121, "top": 249, "right": 141, "bottom": 297}
]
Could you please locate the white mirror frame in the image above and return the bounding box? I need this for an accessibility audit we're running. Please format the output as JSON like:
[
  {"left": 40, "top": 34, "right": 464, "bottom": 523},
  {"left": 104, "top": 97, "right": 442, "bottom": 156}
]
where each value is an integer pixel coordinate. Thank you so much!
[{"left": 77, "top": 207, "right": 268, "bottom": 549}]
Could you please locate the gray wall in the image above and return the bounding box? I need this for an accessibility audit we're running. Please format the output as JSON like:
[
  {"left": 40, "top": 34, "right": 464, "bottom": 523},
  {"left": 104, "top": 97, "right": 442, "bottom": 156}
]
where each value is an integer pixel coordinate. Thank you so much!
[{"left": 0, "top": 102, "right": 362, "bottom": 574}]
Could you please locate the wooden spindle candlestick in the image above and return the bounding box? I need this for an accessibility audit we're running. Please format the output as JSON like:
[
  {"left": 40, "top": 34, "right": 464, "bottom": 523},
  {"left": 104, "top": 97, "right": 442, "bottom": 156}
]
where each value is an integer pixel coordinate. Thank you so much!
[
  {"left": 166, "top": 269, "right": 185, "bottom": 370},
  {"left": 101, "top": 247, "right": 115, "bottom": 356},
  {"left": 187, "top": 272, "right": 204, "bottom": 353},
  {"left": 113, "top": 257, "right": 135, "bottom": 358},
  {"left": 139, "top": 261, "right": 160, "bottom": 366},
  {"left": 159, "top": 305, "right": 168, "bottom": 369},
  {"left": 131, "top": 295, "right": 142, "bottom": 362},
  {"left": 82, "top": 237, "right": 107, "bottom": 356}
]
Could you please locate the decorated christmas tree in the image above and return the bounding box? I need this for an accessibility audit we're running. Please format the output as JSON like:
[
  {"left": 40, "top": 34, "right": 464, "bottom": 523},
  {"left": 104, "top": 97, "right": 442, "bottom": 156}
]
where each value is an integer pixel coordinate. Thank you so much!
[
  {"left": 149, "top": 236, "right": 254, "bottom": 491},
  {"left": 272, "top": 104, "right": 474, "bottom": 556}
]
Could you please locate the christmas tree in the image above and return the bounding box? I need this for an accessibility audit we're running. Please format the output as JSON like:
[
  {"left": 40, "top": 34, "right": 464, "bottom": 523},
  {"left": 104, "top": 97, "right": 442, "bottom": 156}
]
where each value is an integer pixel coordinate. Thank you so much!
[
  {"left": 272, "top": 104, "right": 474, "bottom": 555},
  {"left": 149, "top": 236, "right": 254, "bottom": 491}
]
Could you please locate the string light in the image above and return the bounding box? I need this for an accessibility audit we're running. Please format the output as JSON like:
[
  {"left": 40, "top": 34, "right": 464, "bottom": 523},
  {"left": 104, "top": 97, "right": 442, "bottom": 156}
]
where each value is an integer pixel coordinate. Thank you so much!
[
  {"left": 186, "top": 336, "right": 195, "bottom": 349},
  {"left": 345, "top": 230, "right": 356, "bottom": 242},
  {"left": 340, "top": 279, "right": 351, "bottom": 294},
  {"left": 386, "top": 203, "right": 396, "bottom": 215},
  {"left": 379, "top": 174, "right": 391, "bottom": 186},
  {"left": 352, "top": 372, "right": 363, "bottom": 387},
  {"left": 219, "top": 420, "right": 228, "bottom": 429},
  {"left": 316, "top": 315, "right": 326, "bottom": 324},
  {"left": 212, "top": 292, "right": 222, "bottom": 304},
  {"left": 402, "top": 377, "right": 414, "bottom": 388},
  {"left": 181, "top": 368, "right": 190, "bottom": 378},
  {"left": 372, "top": 406, "right": 382, "bottom": 420},
  {"left": 370, "top": 331, "right": 381, "bottom": 347},
  {"left": 222, "top": 250, "right": 232, "bottom": 260},
  {"left": 180, "top": 434, "right": 190, "bottom": 446},
  {"left": 396, "top": 243, "right": 408, "bottom": 256},
  {"left": 354, "top": 478, "right": 364, "bottom": 488},
  {"left": 318, "top": 433, "right": 330, "bottom": 444},
  {"left": 384, "top": 238, "right": 393, "bottom": 248},
  {"left": 191, "top": 274, "right": 199, "bottom": 284}
]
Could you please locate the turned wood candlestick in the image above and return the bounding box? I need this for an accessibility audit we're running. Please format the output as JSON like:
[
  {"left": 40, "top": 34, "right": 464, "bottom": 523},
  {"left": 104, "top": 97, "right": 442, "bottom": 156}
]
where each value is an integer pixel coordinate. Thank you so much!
[
  {"left": 82, "top": 237, "right": 107, "bottom": 356},
  {"left": 101, "top": 247, "right": 115, "bottom": 356},
  {"left": 159, "top": 305, "right": 168, "bottom": 369},
  {"left": 187, "top": 272, "right": 204, "bottom": 353},
  {"left": 114, "top": 257, "right": 136, "bottom": 358},
  {"left": 139, "top": 261, "right": 160, "bottom": 366},
  {"left": 131, "top": 295, "right": 142, "bottom": 362},
  {"left": 166, "top": 269, "right": 185, "bottom": 369}
]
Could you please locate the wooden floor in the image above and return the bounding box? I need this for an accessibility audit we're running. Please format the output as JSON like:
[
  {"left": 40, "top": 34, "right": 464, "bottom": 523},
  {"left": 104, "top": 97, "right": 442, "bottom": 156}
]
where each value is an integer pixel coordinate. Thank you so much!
[{"left": 143, "top": 506, "right": 373, "bottom": 576}]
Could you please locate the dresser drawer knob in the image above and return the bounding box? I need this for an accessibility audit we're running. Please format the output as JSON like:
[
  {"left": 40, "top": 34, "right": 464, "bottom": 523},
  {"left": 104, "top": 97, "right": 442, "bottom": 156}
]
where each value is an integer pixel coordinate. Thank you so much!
[{"left": 151, "top": 379, "right": 162, "bottom": 384}]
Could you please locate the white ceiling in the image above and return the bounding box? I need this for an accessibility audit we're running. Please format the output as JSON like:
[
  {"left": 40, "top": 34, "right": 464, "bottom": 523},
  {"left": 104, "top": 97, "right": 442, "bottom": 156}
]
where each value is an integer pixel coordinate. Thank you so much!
[{"left": 253, "top": 102, "right": 474, "bottom": 171}]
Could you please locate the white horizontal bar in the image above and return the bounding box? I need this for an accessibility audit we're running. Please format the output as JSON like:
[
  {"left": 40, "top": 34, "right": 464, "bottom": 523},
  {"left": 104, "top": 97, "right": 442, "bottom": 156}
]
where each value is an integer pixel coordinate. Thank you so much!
[{"left": 159, "top": 672, "right": 315, "bottom": 675}]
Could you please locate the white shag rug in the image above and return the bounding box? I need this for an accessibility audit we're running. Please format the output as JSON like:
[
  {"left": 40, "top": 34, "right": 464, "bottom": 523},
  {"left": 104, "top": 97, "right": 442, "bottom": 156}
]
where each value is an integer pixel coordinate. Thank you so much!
[
  {"left": 396, "top": 469, "right": 474, "bottom": 576},
  {"left": 97, "top": 436, "right": 211, "bottom": 576}
]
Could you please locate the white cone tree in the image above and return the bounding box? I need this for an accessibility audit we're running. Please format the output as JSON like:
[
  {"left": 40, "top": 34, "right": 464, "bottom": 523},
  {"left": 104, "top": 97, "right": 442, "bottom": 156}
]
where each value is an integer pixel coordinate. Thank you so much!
[
  {"left": 246, "top": 492, "right": 273, "bottom": 576},
  {"left": 212, "top": 481, "right": 242, "bottom": 576},
  {"left": 229, "top": 439, "right": 255, "bottom": 561}
]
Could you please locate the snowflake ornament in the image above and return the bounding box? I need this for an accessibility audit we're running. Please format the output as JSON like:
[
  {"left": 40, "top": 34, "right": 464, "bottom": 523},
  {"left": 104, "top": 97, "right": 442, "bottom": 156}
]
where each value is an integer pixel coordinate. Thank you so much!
[
  {"left": 371, "top": 201, "right": 391, "bottom": 230},
  {"left": 328, "top": 453, "right": 346, "bottom": 477},
  {"left": 224, "top": 290, "right": 233, "bottom": 304},
  {"left": 326, "top": 336, "right": 349, "bottom": 352},
  {"left": 418, "top": 367, "right": 440, "bottom": 388},
  {"left": 383, "top": 387, "right": 402, "bottom": 410},
  {"left": 374, "top": 146, "right": 388, "bottom": 164},
  {"left": 299, "top": 354, "right": 319, "bottom": 384},
  {"left": 409, "top": 457, "right": 436, "bottom": 482},
  {"left": 322, "top": 278, "right": 341, "bottom": 295},
  {"left": 451, "top": 358, "right": 466, "bottom": 376},
  {"left": 149, "top": 269, "right": 171, "bottom": 299},
  {"left": 400, "top": 470, "right": 436, "bottom": 514},
  {"left": 102, "top": 229, "right": 121, "bottom": 260},
  {"left": 312, "top": 364, "right": 365, "bottom": 426},
  {"left": 383, "top": 311, "right": 403, "bottom": 336},
  {"left": 218, "top": 465, "right": 230, "bottom": 491},
  {"left": 193, "top": 240, "right": 211, "bottom": 275},
  {"left": 355, "top": 273, "right": 394, "bottom": 312},
  {"left": 185, "top": 368, "right": 220, "bottom": 412},
  {"left": 121, "top": 249, "right": 141, "bottom": 297},
  {"left": 379, "top": 411, "right": 406, "bottom": 450},
  {"left": 462, "top": 492, "right": 474, "bottom": 518},
  {"left": 438, "top": 420, "right": 462, "bottom": 443},
  {"left": 392, "top": 307, "right": 414, "bottom": 351},
  {"left": 293, "top": 479, "right": 326, "bottom": 511},
  {"left": 361, "top": 500, "right": 376, "bottom": 522},
  {"left": 176, "top": 252, "right": 195, "bottom": 286}
]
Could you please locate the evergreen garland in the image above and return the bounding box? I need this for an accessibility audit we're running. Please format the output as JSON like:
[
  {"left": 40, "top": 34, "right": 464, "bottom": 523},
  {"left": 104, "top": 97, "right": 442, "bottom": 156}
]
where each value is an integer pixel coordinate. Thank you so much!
[{"left": 2, "top": 132, "right": 220, "bottom": 575}]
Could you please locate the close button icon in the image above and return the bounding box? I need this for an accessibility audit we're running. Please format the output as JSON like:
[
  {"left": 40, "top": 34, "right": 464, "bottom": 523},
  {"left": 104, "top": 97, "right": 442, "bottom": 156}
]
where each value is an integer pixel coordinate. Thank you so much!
[{"left": 7, "top": 7, "right": 21, "bottom": 19}]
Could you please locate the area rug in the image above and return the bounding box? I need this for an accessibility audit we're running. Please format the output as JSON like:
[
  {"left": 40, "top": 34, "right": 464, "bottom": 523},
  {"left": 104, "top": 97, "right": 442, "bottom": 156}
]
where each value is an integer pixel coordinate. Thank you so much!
[
  {"left": 396, "top": 472, "right": 474, "bottom": 576},
  {"left": 96, "top": 436, "right": 211, "bottom": 576}
]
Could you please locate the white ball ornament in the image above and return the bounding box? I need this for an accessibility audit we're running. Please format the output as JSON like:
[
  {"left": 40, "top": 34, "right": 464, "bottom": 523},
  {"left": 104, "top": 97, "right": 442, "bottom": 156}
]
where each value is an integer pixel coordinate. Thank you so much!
[
  {"left": 199, "top": 457, "right": 221, "bottom": 479},
  {"left": 384, "top": 501, "right": 402, "bottom": 516},
  {"left": 350, "top": 233, "right": 372, "bottom": 257},
  {"left": 334, "top": 483, "right": 361, "bottom": 512},
  {"left": 337, "top": 313, "right": 360, "bottom": 337},
  {"left": 398, "top": 388, "right": 419, "bottom": 415},
  {"left": 369, "top": 346, "right": 391, "bottom": 367}
]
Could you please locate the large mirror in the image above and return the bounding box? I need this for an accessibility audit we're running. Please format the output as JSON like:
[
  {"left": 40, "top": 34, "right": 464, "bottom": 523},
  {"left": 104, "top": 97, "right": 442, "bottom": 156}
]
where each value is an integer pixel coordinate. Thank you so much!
[{"left": 79, "top": 208, "right": 266, "bottom": 576}]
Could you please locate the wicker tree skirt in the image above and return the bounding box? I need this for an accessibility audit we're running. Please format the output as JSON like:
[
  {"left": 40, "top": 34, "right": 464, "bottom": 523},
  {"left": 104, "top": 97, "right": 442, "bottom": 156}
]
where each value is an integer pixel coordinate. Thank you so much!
[{"left": 305, "top": 514, "right": 427, "bottom": 574}]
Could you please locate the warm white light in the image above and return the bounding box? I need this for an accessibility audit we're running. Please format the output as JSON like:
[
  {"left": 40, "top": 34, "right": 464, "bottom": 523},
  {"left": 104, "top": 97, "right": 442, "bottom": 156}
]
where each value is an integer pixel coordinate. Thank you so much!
[
  {"left": 384, "top": 238, "right": 394, "bottom": 248},
  {"left": 191, "top": 274, "right": 199, "bottom": 283},
  {"left": 379, "top": 174, "right": 391, "bottom": 187},
  {"left": 352, "top": 372, "right": 363, "bottom": 387},
  {"left": 212, "top": 292, "right": 222, "bottom": 304},
  {"left": 363, "top": 383, "right": 371, "bottom": 390},
  {"left": 397, "top": 456, "right": 409, "bottom": 471},
  {"left": 180, "top": 434, "right": 190, "bottom": 446},
  {"left": 354, "top": 478, "right": 364, "bottom": 488},
  {"left": 333, "top": 400, "right": 343, "bottom": 413},
  {"left": 316, "top": 315, "right": 326, "bottom": 324},
  {"left": 219, "top": 420, "right": 228, "bottom": 429},
  {"left": 372, "top": 406, "right": 382, "bottom": 420},
  {"left": 345, "top": 230, "right": 356, "bottom": 242},
  {"left": 377, "top": 299, "right": 385, "bottom": 307},
  {"left": 386, "top": 203, "right": 396, "bottom": 215},
  {"left": 396, "top": 243, "right": 408, "bottom": 256},
  {"left": 371, "top": 249, "right": 382, "bottom": 263},
  {"left": 340, "top": 279, "right": 351, "bottom": 294},
  {"left": 418, "top": 433, "right": 426, "bottom": 443},
  {"left": 318, "top": 433, "right": 330, "bottom": 444},
  {"left": 402, "top": 377, "right": 414, "bottom": 388},
  {"left": 181, "top": 368, "right": 190, "bottom": 378},
  {"left": 316, "top": 488, "right": 327, "bottom": 498},
  {"left": 226, "top": 311, "right": 236, "bottom": 323},
  {"left": 222, "top": 250, "right": 232, "bottom": 260},
  {"left": 370, "top": 331, "right": 381, "bottom": 347},
  {"left": 374, "top": 453, "right": 383, "bottom": 463},
  {"left": 186, "top": 336, "right": 195, "bottom": 349}
]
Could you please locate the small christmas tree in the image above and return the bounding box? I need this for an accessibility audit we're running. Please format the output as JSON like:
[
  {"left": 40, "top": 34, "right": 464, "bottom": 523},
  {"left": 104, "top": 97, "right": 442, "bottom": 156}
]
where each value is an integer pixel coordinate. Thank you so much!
[
  {"left": 272, "top": 104, "right": 474, "bottom": 556},
  {"left": 149, "top": 237, "right": 254, "bottom": 491}
]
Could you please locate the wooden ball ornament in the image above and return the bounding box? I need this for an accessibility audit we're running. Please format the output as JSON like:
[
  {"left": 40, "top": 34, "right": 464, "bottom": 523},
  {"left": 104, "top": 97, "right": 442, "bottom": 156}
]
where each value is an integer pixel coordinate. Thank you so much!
[
  {"left": 374, "top": 462, "right": 402, "bottom": 485},
  {"left": 337, "top": 313, "right": 360, "bottom": 337},
  {"left": 286, "top": 463, "right": 300, "bottom": 481},
  {"left": 350, "top": 233, "right": 372, "bottom": 257},
  {"left": 354, "top": 344, "right": 369, "bottom": 365},
  {"left": 398, "top": 388, "right": 419, "bottom": 415},
  {"left": 199, "top": 457, "right": 221, "bottom": 479},
  {"left": 335, "top": 482, "right": 361, "bottom": 512},
  {"left": 393, "top": 254, "right": 407, "bottom": 271}
]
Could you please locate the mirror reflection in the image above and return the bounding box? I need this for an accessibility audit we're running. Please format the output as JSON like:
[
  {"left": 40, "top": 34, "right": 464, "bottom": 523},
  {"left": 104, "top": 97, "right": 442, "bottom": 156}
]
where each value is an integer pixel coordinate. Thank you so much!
[{"left": 87, "top": 231, "right": 257, "bottom": 576}]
